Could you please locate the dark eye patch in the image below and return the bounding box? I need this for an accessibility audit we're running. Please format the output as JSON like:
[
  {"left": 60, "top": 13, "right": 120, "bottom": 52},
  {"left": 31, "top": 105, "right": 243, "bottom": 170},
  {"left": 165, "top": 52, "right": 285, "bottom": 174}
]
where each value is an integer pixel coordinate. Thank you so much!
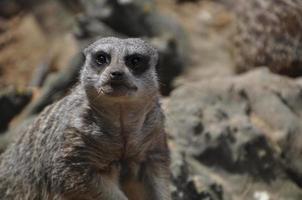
[
  {"left": 92, "top": 51, "right": 111, "bottom": 67},
  {"left": 125, "top": 54, "right": 150, "bottom": 75}
]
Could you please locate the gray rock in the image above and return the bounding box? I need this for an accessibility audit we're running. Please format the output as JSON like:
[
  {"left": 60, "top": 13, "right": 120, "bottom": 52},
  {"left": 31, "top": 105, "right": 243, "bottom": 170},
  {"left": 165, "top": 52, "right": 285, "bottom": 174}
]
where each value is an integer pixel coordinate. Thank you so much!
[
  {"left": 170, "top": 142, "right": 226, "bottom": 200},
  {"left": 74, "top": 15, "right": 122, "bottom": 47},
  {"left": 23, "top": 52, "right": 84, "bottom": 116},
  {"left": 80, "top": 0, "right": 158, "bottom": 37},
  {"left": 0, "top": 87, "right": 31, "bottom": 133},
  {"left": 166, "top": 68, "right": 302, "bottom": 198},
  {"left": 151, "top": 35, "right": 185, "bottom": 95}
]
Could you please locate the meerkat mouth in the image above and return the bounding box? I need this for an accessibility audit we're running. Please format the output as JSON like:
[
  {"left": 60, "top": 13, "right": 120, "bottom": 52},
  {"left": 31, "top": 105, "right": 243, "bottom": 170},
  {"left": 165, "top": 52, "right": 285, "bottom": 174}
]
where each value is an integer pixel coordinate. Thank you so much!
[
  {"left": 101, "top": 80, "right": 138, "bottom": 97},
  {"left": 110, "top": 80, "right": 137, "bottom": 90}
]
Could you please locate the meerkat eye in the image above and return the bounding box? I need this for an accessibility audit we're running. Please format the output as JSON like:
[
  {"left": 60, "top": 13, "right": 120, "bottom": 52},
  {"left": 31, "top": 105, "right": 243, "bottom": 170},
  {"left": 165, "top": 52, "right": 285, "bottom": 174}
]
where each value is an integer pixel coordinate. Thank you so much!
[
  {"left": 131, "top": 56, "right": 141, "bottom": 65},
  {"left": 93, "top": 51, "right": 110, "bottom": 66},
  {"left": 125, "top": 54, "right": 149, "bottom": 75}
]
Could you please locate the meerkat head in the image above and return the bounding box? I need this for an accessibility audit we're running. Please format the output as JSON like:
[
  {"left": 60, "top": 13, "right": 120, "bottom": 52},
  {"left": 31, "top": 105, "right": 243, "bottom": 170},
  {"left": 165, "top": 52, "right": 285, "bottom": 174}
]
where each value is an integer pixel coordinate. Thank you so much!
[{"left": 81, "top": 37, "right": 159, "bottom": 102}]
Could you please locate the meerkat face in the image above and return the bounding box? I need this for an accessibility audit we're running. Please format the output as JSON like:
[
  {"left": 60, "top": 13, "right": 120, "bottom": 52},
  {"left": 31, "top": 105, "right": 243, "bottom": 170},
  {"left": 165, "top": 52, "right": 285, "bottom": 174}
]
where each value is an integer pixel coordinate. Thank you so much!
[{"left": 81, "top": 37, "right": 159, "bottom": 102}]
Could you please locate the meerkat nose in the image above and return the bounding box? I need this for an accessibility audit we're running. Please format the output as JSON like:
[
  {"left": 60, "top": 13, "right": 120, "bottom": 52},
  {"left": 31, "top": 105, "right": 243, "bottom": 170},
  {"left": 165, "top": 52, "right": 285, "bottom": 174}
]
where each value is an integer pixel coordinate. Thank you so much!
[{"left": 110, "top": 71, "right": 124, "bottom": 81}]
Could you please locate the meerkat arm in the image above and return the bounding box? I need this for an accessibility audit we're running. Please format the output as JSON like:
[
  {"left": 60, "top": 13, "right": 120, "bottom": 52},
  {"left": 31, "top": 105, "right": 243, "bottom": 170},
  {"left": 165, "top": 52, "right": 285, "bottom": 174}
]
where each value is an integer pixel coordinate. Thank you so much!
[
  {"left": 96, "top": 165, "right": 129, "bottom": 200},
  {"left": 143, "top": 159, "right": 171, "bottom": 200},
  {"left": 55, "top": 165, "right": 128, "bottom": 200},
  {"left": 93, "top": 174, "right": 129, "bottom": 200},
  {"left": 121, "top": 130, "right": 171, "bottom": 200},
  {"left": 143, "top": 131, "right": 171, "bottom": 200}
]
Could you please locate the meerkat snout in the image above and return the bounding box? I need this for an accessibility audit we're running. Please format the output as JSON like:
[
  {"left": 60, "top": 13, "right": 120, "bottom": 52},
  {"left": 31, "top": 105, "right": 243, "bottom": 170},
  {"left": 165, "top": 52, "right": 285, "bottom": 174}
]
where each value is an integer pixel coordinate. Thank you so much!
[
  {"left": 81, "top": 37, "right": 159, "bottom": 101},
  {"left": 109, "top": 70, "right": 124, "bottom": 81}
]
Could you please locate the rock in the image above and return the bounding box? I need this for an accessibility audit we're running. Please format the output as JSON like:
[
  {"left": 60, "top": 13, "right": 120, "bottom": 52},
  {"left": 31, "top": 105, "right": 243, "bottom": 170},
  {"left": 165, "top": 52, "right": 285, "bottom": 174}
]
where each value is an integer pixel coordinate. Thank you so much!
[
  {"left": 0, "top": 87, "right": 32, "bottom": 133},
  {"left": 166, "top": 68, "right": 302, "bottom": 198},
  {"left": 151, "top": 35, "right": 185, "bottom": 95},
  {"left": 0, "top": 15, "right": 50, "bottom": 88},
  {"left": 0, "top": 0, "right": 21, "bottom": 18},
  {"left": 169, "top": 141, "right": 302, "bottom": 200},
  {"left": 73, "top": 15, "right": 123, "bottom": 47},
  {"left": 29, "top": 57, "right": 52, "bottom": 87},
  {"left": 80, "top": 0, "right": 157, "bottom": 37},
  {"left": 23, "top": 52, "right": 84, "bottom": 116},
  {"left": 31, "top": 0, "right": 76, "bottom": 35},
  {"left": 0, "top": 116, "right": 35, "bottom": 153},
  {"left": 59, "top": 0, "right": 83, "bottom": 13},
  {"left": 170, "top": 142, "right": 226, "bottom": 200},
  {"left": 175, "top": 0, "right": 200, "bottom": 4},
  {"left": 230, "top": 0, "right": 302, "bottom": 77}
]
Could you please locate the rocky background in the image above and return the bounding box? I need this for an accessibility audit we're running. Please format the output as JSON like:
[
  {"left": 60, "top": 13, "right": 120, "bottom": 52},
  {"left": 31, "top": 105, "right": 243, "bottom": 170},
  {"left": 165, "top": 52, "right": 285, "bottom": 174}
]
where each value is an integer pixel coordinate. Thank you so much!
[{"left": 0, "top": 0, "right": 302, "bottom": 199}]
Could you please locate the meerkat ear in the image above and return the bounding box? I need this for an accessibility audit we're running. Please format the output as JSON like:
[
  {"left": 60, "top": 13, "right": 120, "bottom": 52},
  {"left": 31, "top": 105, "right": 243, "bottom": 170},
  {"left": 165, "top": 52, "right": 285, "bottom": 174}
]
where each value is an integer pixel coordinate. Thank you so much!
[
  {"left": 83, "top": 42, "right": 94, "bottom": 56},
  {"left": 83, "top": 47, "right": 89, "bottom": 56}
]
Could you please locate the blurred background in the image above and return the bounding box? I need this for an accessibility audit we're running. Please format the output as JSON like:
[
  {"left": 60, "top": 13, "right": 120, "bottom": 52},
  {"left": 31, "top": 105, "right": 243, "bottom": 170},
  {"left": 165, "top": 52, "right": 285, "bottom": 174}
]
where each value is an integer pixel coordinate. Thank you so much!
[{"left": 0, "top": 0, "right": 302, "bottom": 199}]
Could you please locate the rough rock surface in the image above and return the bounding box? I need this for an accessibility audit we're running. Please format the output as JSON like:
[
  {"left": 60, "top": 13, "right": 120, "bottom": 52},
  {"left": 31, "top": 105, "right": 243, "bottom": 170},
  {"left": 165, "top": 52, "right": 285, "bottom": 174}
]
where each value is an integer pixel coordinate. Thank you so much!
[
  {"left": 166, "top": 68, "right": 302, "bottom": 199},
  {"left": 231, "top": 0, "right": 302, "bottom": 76}
]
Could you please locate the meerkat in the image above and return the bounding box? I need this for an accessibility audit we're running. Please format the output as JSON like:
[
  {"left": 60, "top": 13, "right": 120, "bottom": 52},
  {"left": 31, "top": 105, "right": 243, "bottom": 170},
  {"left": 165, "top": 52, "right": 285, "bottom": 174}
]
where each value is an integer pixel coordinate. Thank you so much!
[
  {"left": 0, "top": 37, "right": 171, "bottom": 200},
  {"left": 231, "top": 0, "right": 302, "bottom": 76}
]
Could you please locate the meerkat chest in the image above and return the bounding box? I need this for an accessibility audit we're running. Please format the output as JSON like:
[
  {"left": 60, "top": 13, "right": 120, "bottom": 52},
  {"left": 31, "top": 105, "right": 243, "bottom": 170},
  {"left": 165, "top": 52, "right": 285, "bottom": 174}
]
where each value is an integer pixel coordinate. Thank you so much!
[
  {"left": 79, "top": 107, "right": 158, "bottom": 166},
  {"left": 118, "top": 123, "right": 151, "bottom": 159}
]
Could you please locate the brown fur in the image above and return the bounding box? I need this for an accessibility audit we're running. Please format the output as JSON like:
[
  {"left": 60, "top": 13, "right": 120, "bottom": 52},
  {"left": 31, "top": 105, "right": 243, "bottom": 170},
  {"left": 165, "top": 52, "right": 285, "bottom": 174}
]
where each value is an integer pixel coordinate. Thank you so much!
[{"left": 0, "top": 38, "right": 171, "bottom": 200}]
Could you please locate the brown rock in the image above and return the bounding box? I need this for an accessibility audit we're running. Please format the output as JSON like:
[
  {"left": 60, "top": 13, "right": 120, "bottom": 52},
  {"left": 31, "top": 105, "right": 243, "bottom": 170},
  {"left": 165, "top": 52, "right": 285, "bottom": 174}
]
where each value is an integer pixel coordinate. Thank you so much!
[{"left": 231, "top": 0, "right": 302, "bottom": 77}]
